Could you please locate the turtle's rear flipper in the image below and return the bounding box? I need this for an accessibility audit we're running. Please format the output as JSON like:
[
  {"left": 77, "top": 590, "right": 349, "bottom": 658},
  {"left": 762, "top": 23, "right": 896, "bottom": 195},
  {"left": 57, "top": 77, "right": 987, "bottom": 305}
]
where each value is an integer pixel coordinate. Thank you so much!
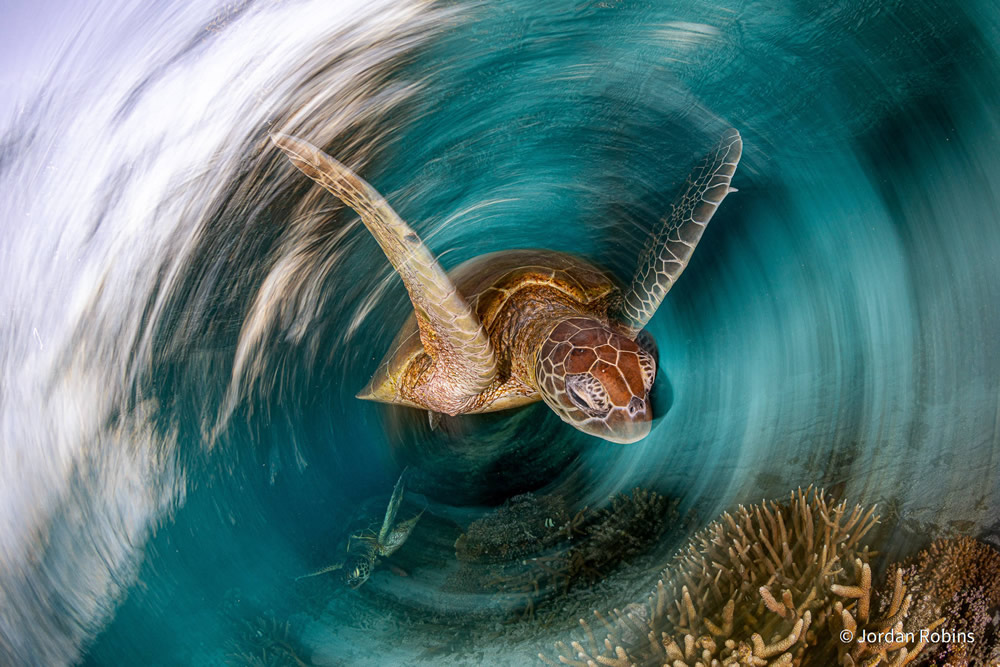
[
  {"left": 427, "top": 411, "right": 441, "bottom": 431},
  {"left": 617, "top": 129, "right": 742, "bottom": 334},
  {"left": 270, "top": 134, "right": 498, "bottom": 413}
]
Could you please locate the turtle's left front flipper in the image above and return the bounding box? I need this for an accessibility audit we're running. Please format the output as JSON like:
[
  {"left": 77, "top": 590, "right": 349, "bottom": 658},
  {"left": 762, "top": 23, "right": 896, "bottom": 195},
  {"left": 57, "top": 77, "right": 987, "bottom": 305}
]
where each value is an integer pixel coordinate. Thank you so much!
[
  {"left": 270, "top": 134, "right": 497, "bottom": 413},
  {"left": 295, "top": 562, "right": 344, "bottom": 581},
  {"left": 617, "top": 129, "right": 742, "bottom": 335}
]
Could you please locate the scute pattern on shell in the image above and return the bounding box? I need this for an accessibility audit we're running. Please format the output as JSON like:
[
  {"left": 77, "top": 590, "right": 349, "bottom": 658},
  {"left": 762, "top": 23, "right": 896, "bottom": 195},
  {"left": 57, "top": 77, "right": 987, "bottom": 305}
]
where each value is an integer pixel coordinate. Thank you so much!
[
  {"left": 360, "top": 250, "right": 623, "bottom": 414},
  {"left": 456, "top": 251, "right": 621, "bottom": 334}
]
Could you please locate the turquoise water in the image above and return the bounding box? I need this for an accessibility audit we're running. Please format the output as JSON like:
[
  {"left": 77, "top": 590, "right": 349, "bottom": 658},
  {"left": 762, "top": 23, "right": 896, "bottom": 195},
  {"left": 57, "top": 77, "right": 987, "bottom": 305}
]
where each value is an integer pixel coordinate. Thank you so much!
[{"left": 1, "top": 0, "right": 999, "bottom": 664}]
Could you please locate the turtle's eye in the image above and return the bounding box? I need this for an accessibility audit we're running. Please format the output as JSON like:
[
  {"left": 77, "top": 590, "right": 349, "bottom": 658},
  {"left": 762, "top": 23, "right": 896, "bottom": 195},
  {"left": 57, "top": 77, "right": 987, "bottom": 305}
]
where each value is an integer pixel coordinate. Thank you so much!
[
  {"left": 565, "top": 374, "right": 610, "bottom": 416},
  {"left": 346, "top": 568, "right": 365, "bottom": 588},
  {"left": 638, "top": 350, "right": 656, "bottom": 391}
]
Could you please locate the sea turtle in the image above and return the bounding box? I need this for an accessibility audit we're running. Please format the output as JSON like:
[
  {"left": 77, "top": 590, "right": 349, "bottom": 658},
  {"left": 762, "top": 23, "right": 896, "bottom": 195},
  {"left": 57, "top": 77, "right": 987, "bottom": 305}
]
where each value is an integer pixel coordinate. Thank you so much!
[
  {"left": 296, "top": 471, "right": 421, "bottom": 589},
  {"left": 271, "top": 128, "right": 742, "bottom": 443}
]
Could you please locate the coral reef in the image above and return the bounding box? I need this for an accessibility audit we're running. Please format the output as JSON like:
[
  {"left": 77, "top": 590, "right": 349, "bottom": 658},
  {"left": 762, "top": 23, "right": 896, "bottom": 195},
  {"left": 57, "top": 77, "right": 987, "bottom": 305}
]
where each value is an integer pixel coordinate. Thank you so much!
[
  {"left": 828, "top": 561, "right": 943, "bottom": 667},
  {"left": 453, "top": 488, "right": 677, "bottom": 619},
  {"left": 221, "top": 589, "right": 314, "bottom": 666},
  {"left": 456, "top": 492, "right": 573, "bottom": 564},
  {"left": 893, "top": 537, "right": 1000, "bottom": 666},
  {"left": 541, "top": 487, "right": 945, "bottom": 666},
  {"left": 583, "top": 490, "right": 678, "bottom": 577}
]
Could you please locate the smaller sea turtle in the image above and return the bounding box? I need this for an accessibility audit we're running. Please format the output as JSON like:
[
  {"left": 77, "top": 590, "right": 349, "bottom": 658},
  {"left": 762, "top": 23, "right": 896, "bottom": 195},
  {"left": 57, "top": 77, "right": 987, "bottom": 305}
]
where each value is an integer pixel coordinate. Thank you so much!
[
  {"left": 271, "top": 128, "right": 741, "bottom": 443},
  {"left": 296, "top": 471, "right": 421, "bottom": 589}
]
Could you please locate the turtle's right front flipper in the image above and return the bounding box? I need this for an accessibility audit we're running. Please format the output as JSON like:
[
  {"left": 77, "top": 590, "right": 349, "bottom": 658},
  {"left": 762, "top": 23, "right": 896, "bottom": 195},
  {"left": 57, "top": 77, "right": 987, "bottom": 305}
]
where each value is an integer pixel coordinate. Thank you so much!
[
  {"left": 617, "top": 129, "right": 742, "bottom": 335},
  {"left": 270, "top": 134, "right": 497, "bottom": 414}
]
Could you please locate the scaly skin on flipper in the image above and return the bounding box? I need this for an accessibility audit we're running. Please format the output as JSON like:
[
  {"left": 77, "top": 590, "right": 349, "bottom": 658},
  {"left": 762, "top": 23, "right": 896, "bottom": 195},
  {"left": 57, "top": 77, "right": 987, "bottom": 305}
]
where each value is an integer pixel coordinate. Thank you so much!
[
  {"left": 294, "top": 561, "right": 344, "bottom": 582},
  {"left": 269, "top": 134, "right": 497, "bottom": 415},
  {"left": 617, "top": 128, "right": 742, "bottom": 335},
  {"left": 377, "top": 469, "right": 406, "bottom": 545},
  {"left": 361, "top": 250, "right": 619, "bottom": 416},
  {"left": 380, "top": 510, "right": 423, "bottom": 558}
]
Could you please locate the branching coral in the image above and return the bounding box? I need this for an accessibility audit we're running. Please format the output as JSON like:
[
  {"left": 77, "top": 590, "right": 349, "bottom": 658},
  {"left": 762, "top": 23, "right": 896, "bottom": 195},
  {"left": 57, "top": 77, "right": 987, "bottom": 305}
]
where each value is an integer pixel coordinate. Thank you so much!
[
  {"left": 828, "top": 560, "right": 943, "bottom": 667},
  {"left": 892, "top": 537, "right": 1000, "bottom": 666},
  {"left": 541, "top": 487, "right": 944, "bottom": 666}
]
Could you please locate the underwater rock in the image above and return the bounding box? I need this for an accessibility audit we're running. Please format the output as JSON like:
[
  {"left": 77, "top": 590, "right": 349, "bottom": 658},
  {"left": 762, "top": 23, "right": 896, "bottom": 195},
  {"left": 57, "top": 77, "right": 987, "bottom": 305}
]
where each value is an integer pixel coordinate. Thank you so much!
[
  {"left": 894, "top": 537, "right": 1000, "bottom": 666},
  {"left": 580, "top": 488, "right": 678, "bottom": 578},
  {"left": 542, "top": 487, "right": 945, "bottom": 666},
  {"left": 456, "top": 492, "right": 572, "bottom": 564},
  {"left": 453, "top": 488, "right": 676, "bottom": 620}
]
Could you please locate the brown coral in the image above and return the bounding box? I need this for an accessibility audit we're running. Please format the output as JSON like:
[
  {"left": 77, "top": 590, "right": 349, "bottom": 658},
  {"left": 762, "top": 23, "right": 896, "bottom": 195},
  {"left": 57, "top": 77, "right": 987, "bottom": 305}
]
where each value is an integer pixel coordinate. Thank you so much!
[
  {"left": 581, "top": 489, "right": 677, "bottom": 577},
  {"left": 455, "top": 492, "right": 572, "bottom": 564},
  {"left": 452, "top": 488, "right": 676, "bottom": 619},
  {"left": 828, "top": 560, "right": 943, "bottom": 667},
  {"left": 893, "top": 537, "right": 1000, "bottom": 666},
  {"left": 542, "top": 487, "right": 944, "bottom": 666}
]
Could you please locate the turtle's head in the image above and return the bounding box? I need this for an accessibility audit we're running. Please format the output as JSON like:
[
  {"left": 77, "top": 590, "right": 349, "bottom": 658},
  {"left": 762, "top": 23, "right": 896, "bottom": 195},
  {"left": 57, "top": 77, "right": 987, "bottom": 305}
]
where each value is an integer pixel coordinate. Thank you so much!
[
  {"left": 534, "top": 318, "right": 655, "bottom": 444},
  {"left": 341, "top": 554, "right": 373, "bottom": 589}
]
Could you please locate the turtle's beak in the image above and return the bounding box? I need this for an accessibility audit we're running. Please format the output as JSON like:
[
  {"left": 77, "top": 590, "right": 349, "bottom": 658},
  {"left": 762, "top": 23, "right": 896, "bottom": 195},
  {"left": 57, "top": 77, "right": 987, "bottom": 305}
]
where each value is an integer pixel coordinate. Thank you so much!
[
  {"left": 569, "top": 399, "right": 651, "bottom": 444},
  {"left": 600, "top": 402, "right": 651, "bottom": 444}
]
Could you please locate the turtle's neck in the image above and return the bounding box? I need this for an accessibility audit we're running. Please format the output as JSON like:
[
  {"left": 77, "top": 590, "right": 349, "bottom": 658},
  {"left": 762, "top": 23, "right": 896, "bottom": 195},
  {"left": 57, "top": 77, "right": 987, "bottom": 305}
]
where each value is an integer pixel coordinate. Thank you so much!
[{"left": 484, "top": 285, "right": 598, "bottom": 389}]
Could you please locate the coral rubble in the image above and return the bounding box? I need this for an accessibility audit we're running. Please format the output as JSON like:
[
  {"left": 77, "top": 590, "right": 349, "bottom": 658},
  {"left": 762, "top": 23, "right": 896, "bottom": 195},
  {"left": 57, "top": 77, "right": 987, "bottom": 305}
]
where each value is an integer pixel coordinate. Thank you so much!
[
  {"left": 542, "top": 487, "right": 946, "bottom": 666},
  {"left": 226, "top": 612, "right": 313, "bottom": 667}
]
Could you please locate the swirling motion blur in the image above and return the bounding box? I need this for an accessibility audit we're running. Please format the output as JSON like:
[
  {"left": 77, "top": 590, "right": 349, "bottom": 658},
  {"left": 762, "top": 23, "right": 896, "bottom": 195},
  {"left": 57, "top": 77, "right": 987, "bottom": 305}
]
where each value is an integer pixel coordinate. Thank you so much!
[
  {"left": 266, "top": 128, "right": 740, "bottom": 444},
  {"left": 0, "top": 0, "right": 453, "bottom": 663},
  {"left": 2, "top": 0, "right": 1000, "bottom": 665}
]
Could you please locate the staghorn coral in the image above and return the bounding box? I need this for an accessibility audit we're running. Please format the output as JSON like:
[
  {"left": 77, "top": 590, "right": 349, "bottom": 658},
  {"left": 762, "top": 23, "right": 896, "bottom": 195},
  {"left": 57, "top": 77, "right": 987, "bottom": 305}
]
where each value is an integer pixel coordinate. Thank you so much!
[
  {"left": 828, "top": 560, "right": 943, "bottom": 666},
  {"left": 542, "top": 487, "right": 944, "bottom": 666},
  {"left": 893, "top": 537, "right": 1000, "bottom": 666}
]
